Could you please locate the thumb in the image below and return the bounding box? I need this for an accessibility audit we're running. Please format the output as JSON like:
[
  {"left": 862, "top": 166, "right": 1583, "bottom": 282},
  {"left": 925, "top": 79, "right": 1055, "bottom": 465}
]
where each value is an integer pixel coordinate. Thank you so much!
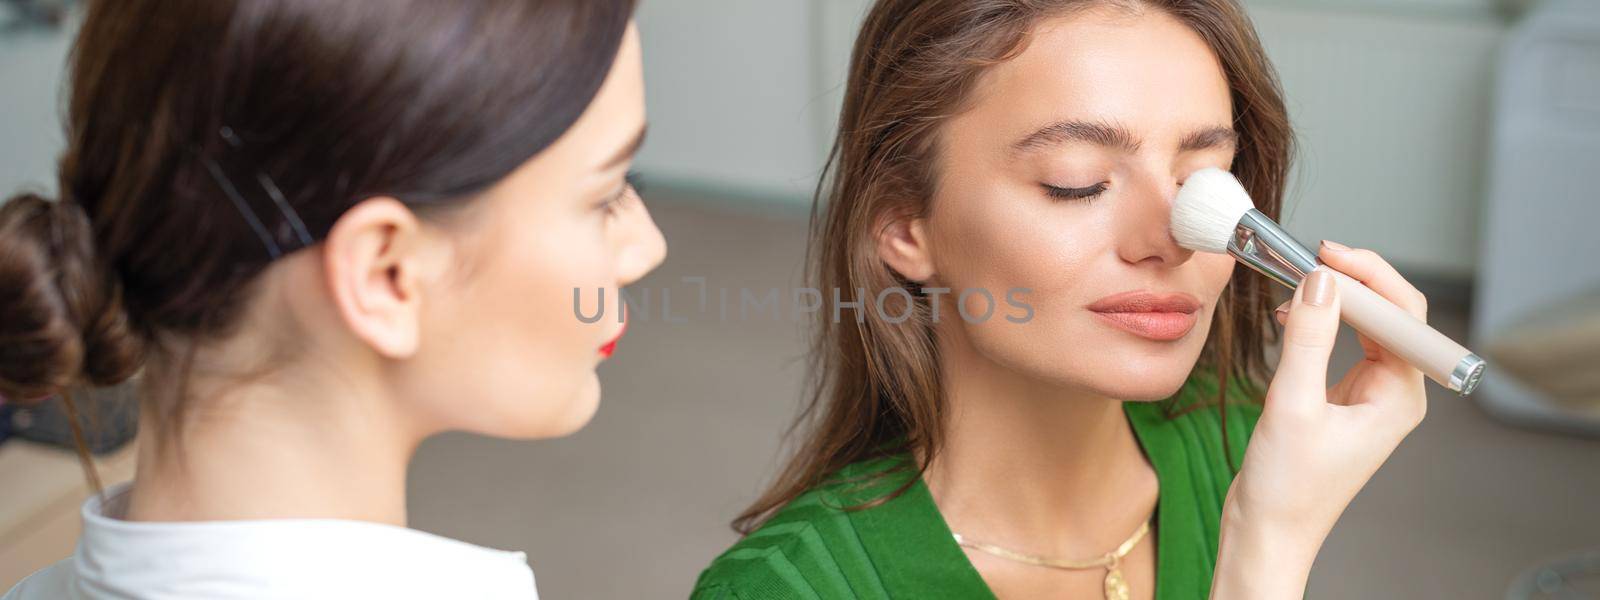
[{"left": 1269, "top": 267, "right": 1342, "bottom": 414}]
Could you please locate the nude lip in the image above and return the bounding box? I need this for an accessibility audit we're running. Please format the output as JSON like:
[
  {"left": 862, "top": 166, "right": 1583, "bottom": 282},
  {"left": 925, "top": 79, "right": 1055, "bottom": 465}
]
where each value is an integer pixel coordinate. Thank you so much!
[
  {"left": 599, "top": 323, "right": 626, "bottom": 359},
  {"left": 1087, "top": 291, "right": 1202, "bottom": 342}
]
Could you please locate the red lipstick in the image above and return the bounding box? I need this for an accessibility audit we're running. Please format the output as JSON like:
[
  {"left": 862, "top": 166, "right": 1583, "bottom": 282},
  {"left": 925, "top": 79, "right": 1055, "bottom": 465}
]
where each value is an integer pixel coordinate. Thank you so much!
[
  {"left": 599, "top": 323, "right": 626, "bottom": 359},
  {"left": 1087, "top": 291, "right": 1202, "bottom": 342}
]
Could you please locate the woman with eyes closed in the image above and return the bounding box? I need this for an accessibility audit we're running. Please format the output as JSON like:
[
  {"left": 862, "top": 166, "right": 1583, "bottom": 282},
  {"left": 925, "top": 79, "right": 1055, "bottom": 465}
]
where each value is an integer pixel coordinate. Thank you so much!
[{"left": 693, "top": 1, "right": 1429, "bottom": 599}]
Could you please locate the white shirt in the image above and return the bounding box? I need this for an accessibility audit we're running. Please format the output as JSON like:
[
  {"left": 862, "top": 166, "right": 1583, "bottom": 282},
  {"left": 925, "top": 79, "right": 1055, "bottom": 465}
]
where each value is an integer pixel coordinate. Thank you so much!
[{"left": 3, "top": 484, "right": 539, "bottom": 600}]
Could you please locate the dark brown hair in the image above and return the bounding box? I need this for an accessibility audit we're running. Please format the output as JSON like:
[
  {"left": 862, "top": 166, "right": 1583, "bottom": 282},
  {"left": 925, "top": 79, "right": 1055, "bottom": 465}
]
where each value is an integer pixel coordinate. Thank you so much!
[
  {"left": 0, "top": 0, "right": 636, "bottom": 440},
  {"left": 735, "top": 0, "right": 1292, "bottom": 533}
]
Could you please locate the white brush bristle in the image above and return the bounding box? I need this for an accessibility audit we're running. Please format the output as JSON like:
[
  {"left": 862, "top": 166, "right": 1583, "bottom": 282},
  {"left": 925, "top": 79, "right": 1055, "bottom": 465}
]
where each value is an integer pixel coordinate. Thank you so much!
[{"left": 1172, "top": 168, "right": 1255, "bottom": 253}]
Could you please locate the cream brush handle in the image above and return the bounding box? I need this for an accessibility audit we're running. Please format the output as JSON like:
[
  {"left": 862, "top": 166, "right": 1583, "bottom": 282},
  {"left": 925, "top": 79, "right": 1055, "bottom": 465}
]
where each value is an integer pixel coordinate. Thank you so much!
[{"left": 1326, "top": 269, "right": 1484, "bottom": 395}]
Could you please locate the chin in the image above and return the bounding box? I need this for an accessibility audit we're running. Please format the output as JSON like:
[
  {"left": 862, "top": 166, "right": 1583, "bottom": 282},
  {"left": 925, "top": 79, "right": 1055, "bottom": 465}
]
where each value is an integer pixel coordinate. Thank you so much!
[
  {"left": 1034, "top": 338, "right": 1204, "bottom": 401},
  {"left": 1096, "top": 373, "right": 1192, "bottom": 401},
  {"left": 1092, "top": 348, "right": 1205, "bottom": 400},
  {"left": 995, "top": 349, "right": 1200, "bottom": 402},
  {"left": 479, "top": 372, "right": 603, "bottom": 440},
  {"left": 967, "top": 320, "right": 1207, "bottom": 400},
  {"left": 538, "top": 373, "right": 603, "bottom": 439}
]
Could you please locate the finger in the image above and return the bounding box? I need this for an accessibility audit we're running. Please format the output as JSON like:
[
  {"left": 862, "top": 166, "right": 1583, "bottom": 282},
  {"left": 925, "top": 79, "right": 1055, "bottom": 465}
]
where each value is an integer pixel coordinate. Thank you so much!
[
  {"left": 1354, "top": 330, "right": 1386, "bottom": 363},
  {"left": 1318, "top": 241, "right": 1427, "bottom": 322},
  {"left": 1273, "top": 300, "right": 1288, "bottom": 326},
  {"left": 1268, "top": 267, "right": 1342, "bottom": 414},
  {"left": 1320, "top": 242, "right": 1428, "bottom": 369}
]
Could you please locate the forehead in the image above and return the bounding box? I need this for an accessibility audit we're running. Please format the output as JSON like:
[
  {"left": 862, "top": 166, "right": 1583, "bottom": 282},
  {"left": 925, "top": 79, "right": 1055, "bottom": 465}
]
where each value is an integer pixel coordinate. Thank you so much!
[
  {"left": 569, "top": 25, "right": 647, "bottom": 157},
  {"left": 958, "top": 7, "right": 1233, "bottom": 144}
]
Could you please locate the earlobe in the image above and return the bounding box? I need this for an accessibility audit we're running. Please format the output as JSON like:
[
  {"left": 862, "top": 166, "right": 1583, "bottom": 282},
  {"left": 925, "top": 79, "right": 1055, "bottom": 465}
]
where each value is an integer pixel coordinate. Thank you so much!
[
  {"left": 322, "top": 197, "right": 426, "bottom": 359},
  {"left": 875, "top": 212, "right": 936, "bottom": 283}
]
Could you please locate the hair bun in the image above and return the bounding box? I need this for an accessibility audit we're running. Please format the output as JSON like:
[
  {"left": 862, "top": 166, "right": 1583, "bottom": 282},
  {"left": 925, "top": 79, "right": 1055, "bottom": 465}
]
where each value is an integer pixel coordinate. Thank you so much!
[{"left": 0, "top": 193, "right": 142, "bottom": 400}]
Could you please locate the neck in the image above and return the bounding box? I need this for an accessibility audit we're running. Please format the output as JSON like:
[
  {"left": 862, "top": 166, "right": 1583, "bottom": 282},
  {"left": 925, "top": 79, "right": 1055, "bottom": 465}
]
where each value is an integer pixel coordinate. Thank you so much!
[
  {"left": 924, "top": 326, "right": 1159, "bottom": 557},
  {"left": 125, "top": 363, "right": 423, "bottom": 526}
]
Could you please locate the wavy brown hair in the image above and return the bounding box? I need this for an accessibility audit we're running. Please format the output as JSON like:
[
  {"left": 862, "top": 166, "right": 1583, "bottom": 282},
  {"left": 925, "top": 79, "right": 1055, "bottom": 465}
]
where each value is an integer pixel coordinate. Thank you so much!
[{"left": 734, "top": 0, "right": 1292, "bottom": 533}]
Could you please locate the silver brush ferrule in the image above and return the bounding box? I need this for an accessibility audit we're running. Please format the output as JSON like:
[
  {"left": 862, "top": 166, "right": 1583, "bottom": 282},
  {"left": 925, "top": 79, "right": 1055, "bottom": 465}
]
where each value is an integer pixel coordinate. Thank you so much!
[
  {"left": 1451, "top": 354, "right": 1487, "bottom": 396},
  {"left": 1227, "top": 209, "right": 1320, "bottom": 290}
]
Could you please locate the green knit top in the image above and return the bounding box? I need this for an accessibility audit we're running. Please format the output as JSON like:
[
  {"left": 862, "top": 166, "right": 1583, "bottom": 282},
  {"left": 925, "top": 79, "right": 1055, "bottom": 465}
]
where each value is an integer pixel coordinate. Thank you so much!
[{"left": 691, "top": 373, "right": 1262, "bottom": 599}]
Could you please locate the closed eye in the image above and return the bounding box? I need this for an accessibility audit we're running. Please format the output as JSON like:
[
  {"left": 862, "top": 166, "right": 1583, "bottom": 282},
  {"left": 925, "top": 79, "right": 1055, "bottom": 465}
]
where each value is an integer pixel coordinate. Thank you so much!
[
  {"left": 599, "top": 171, "right": 643, "bottom": 217},
  {"left": 1043, "top": 182, "right": 1108, "bottom": 202}
]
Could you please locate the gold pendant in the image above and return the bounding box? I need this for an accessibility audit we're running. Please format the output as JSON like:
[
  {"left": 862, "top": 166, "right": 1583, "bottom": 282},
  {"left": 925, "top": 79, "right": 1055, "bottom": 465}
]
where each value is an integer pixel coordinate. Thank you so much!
[{"left": 1104, "top": 566, "right": 1130, "bottom": 600}]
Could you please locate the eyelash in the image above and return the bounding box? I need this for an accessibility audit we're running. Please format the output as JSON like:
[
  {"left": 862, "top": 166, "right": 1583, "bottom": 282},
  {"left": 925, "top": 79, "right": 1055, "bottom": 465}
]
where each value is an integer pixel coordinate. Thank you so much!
[
  {"left": 1043, "top": 182, "right": 1108, "bottom": 202},
  {"left": 600, "top": 172, "right": 642, "bottom": 217}
]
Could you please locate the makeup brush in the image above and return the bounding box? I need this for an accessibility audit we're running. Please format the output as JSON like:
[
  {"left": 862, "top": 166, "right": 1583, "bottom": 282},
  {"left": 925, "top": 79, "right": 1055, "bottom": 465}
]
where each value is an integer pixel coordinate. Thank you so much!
[{"left": 1172, "top": 168, "right": 1486, "bottom": 395}]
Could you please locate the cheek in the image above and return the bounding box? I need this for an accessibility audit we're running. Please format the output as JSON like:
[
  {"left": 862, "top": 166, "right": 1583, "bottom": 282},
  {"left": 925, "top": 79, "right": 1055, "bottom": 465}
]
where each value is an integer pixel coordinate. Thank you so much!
[
  {"left": 1197, "top": 253, "right": 1238, "bottom": 307},
  {"left": 469, "top": 222, "right": 596, "bottom": 336},
  {"left": 929, "top": 178, "right": 1106, "bottom": 300},
  {"left": 501, "top": 229, "right": 614, "bottom": 428},
  {"left": 417, "top": 218, "right": 617, "bottom": 438},
  {"left": 927, "top": 192, "right": 1231, "bottom": 399}
]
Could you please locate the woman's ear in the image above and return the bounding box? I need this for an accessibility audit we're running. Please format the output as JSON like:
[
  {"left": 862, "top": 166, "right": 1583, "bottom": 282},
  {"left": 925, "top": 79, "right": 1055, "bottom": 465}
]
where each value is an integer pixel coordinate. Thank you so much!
[
  {"left": 875, "top": 210, "right": 936, "bottom": 283},
  {"left": 321, "top": 197, "right": 430, "bottom": 359}
]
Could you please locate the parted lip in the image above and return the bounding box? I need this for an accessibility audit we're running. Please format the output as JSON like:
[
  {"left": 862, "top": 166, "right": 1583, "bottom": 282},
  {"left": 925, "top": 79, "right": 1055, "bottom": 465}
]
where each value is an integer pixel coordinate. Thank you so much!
[{"left": 1086, "top": 291, "right": 1202, "bottom": 314}]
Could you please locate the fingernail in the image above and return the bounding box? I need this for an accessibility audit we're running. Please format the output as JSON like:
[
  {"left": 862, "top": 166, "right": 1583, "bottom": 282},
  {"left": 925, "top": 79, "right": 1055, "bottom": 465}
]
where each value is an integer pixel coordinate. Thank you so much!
[
  {"left": 1303, "top": 269, "right": 1334, "bottom": 307},
  {"left": 1321, "top": 240, "right": 1351, "bottom": 252},
  {"left": 1274, "top": 306, "right": 1288, "bottom": 322}
]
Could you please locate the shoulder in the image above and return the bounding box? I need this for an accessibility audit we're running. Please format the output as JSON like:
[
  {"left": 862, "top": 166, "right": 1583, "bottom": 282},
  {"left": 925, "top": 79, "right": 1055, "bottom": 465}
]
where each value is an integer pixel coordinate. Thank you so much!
[
  {"left": 691, "top": 457, "right": 911, "bottom": 600},
  {"left": 4, "top": 560, "right": 74, "bottom": 600}
]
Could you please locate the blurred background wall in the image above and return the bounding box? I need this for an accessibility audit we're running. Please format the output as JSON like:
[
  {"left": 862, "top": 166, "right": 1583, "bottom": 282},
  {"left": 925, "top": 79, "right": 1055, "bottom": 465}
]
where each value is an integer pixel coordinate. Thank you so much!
[{"left": 0, "top": 10, "right": 71, "bottom": 201}]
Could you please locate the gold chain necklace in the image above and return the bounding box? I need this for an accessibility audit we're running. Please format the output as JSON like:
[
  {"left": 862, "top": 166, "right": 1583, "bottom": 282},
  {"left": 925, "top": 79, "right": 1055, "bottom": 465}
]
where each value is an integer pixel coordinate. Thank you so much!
[{"left": 952, "top": 519, "right": 1151, "bottom": 600}]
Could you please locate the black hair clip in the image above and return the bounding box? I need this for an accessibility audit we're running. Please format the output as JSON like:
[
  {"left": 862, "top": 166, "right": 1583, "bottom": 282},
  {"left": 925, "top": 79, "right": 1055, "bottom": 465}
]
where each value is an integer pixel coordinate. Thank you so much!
[{"left": 197, "top": 126, "right": 314, "bottom": 259}]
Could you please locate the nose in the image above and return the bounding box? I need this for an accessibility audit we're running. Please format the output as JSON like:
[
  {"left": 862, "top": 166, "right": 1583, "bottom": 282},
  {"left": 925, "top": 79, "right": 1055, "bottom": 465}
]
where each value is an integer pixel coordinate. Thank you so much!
[
  {"left": 1112, "top": 174, "right": 1194, "bottom": 267},
  {"left": 616, "top": 189, "right": 667, "bottom": 286}
]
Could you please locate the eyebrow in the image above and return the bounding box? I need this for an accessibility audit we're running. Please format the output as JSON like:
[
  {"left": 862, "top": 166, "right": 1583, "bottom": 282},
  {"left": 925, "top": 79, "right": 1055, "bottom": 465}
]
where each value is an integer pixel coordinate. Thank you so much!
[
  {"left": 1177, "top": 126, "right": 1238, "bottom": 153},
  {"left": 1010, "top": 120, "right": 1237, "bottom": 155},
  {"left": 603, "top": 124, "right": 648, "bottom": 170}
]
